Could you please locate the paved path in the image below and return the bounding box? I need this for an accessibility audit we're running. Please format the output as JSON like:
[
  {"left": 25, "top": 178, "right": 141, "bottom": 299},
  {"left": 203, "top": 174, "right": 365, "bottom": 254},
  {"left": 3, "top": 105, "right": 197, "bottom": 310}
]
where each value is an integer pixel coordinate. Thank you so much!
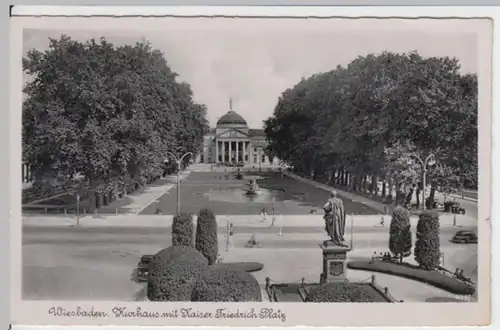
[{"left": 96, "top": 170, "right": 191, "bottom": 215}]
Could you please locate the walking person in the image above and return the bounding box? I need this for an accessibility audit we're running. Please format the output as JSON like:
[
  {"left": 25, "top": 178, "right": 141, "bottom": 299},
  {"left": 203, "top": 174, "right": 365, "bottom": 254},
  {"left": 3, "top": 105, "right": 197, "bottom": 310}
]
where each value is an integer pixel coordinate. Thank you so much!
[{"left": 260, "top": 207, "right": 268, "bottom": 222}]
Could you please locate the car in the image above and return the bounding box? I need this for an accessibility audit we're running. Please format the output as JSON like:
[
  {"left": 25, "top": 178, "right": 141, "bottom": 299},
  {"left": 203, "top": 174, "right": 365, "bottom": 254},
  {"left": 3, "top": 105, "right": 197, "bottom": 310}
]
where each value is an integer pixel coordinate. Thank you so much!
[
  {"left": 451, "top": 230, "right": 478, "bottom": 244},
  {"left": 136, "top": 254, "right": 154, "bottom": 282}
]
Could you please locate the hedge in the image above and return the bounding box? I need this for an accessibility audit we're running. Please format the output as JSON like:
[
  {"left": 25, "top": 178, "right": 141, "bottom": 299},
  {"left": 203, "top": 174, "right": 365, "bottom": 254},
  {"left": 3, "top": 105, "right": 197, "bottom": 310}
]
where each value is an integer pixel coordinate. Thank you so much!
[
  {"left": 191, "top": 264, "right": 262, "bottom": 302},
  {"left": 147, "top": 246, "right": 209, "bottom": 301},
  {"left": 195, "top": 208, "right": 218, "bottom": 265},
  {"left": 305, "top": 283, "right": 377, "bottom": 302},
  {"left": 414, "top": 211, "right": 441, "bottom": 270},
  {"left": 389, "top": 206, "right": 412, "bottom": 263},
  {"left": 347, "top": 260, "right": 476, "bottom": 295},
  {"left": 172, "top": 212, "right": 194, "bottom": 247}
]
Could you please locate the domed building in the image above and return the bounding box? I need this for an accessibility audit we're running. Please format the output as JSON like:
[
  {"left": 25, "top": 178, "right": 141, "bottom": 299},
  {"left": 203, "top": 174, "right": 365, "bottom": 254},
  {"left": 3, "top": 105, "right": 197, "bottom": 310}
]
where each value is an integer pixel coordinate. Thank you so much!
[{"left": 196, "top": 108, "right": 277, "bottom": 167}]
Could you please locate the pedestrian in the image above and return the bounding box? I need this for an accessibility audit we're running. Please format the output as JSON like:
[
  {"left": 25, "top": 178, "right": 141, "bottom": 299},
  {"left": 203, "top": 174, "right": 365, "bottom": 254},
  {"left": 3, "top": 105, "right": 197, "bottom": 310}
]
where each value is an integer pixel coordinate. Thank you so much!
[
  {"left": 228, "top": 223, "right": 235, "bottom": 248},
  {"left": 380, "top": 216, "right": 385, "bottom": 227},
  {"left": 260, "top": 207, "right": 268, "bottom": 222}
]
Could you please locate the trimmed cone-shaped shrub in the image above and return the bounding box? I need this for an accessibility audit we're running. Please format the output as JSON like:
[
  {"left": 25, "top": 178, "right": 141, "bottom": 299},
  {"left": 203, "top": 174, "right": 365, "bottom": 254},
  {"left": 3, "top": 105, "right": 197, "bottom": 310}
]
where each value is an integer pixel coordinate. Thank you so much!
[
  {"left": 191, "top": 264, "right": 262, "bottom": 302},
  {"left": 147, "top": 246, "right": 208, "bottom": 301},
  {"left": 305, "top": 283, "right": 377, "bottom": 302},
  {"left": 389, "top": 206, "right": 412, "bottom": 263},
  {"left": 195, "top": 208, "right": 218, "bottom": 265},
  {"left": 414, "top": 211, "right": 441, "bottom": 270},
  {"left": 172, "top": 212, "right": 194, "bottom": 247}
]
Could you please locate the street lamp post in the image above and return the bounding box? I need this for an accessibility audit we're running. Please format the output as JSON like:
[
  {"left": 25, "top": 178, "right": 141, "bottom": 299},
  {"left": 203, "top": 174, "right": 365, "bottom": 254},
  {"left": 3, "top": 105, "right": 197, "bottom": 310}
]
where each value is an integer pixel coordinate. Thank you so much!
[
  {"left": 76, "top": 194, "right": 81, "bottom": 226},
  {"left": 165, "top": 151, "right": 193, "bottom": 214},
  {"left": 411, "top": 153, "right": 436, "bottom": 210}
]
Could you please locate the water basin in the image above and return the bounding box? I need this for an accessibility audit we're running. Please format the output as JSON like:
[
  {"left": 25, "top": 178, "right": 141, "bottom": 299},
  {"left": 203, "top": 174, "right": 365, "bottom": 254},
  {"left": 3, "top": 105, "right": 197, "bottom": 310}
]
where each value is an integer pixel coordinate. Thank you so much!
[{"left": 200, "top": 187, "right": 296, "bottom": 204}]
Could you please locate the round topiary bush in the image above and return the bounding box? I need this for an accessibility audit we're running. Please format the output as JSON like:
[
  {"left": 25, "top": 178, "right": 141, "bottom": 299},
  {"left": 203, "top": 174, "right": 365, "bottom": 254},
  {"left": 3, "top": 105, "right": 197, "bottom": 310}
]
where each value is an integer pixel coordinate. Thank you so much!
[
  {"left": 147, "top": 246, "right": 208, "bottom": 301},
  {"left": 389, "top": 206, "right": 412, "bottom": 263},
  {"left": 305, "top": 283, "right": 377, "bottom": 302},
  {"left": 195, "top": 208, "right": 218, "bottom": 265},
  {"left": 414, "top": 210, "right": 441, "bottom": 270},
  {"left": 172, "top": 212, "right": 194, "bottom": 247},
  {"left": 191, "top": 264, "right": 262, "bottom": 302}
]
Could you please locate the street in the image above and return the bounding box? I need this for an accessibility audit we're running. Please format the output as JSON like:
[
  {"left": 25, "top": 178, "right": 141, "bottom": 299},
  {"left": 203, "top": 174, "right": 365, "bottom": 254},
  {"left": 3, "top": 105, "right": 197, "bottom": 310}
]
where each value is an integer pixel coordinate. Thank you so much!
[{"left": 22, "top": 223, "right": 477, "bottom": 301}]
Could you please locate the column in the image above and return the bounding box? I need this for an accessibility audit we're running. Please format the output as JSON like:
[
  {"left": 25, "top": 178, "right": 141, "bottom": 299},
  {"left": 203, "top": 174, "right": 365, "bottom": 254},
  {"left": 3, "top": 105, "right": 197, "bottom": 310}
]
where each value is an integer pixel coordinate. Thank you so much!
[
  {"left": 236, "top": 141, "right": 239, "bottom": 162},
  {"left": 215, "top": 140, "right": 219, "bottom": 163},
  {"left": 229, "top": 141, "right": 232, "bottom": 163},
  {"left": 222, "top": 141, "right": 226, "bottom": 162},
  {"left": 243, "top": 141, "right": 247, "bottom": 164},
  {"left": 248, "top": 142, "right": 252, "bottom": 164}
]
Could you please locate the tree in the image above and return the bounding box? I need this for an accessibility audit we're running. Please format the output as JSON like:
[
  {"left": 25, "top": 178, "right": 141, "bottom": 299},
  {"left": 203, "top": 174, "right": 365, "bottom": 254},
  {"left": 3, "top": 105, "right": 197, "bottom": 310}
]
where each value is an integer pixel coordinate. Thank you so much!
[
  {"left": 414, "top": 211, "right": 441, "bottom": 270},
  {"left": 171, "top": 213, "right": 194, "bottom": 247},
  {"left": 22, "top": 35, "right": 208, "bottom": 207},
  {"left": 264, "top": 50, "right": 477, "bottom": 203},
  {"left": 195, "top": 208, "right": 218, "bottom": 265},
  {"left": 389, "top": 206, "right": 412, "bottom": 263}
]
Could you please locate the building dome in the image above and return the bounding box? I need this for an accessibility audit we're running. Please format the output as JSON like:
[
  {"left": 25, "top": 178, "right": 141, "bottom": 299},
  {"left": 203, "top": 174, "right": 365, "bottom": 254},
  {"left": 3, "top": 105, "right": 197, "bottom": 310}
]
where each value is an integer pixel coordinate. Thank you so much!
[{"left": 217, "top": 111, "right": 247, "bottom": 126}]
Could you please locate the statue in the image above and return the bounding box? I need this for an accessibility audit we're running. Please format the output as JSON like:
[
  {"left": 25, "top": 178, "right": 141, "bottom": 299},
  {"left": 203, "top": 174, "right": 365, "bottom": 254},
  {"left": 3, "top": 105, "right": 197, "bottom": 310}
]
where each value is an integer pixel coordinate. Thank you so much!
[{"left": 323, "top": 191, "right": 348, "bottom": 247}]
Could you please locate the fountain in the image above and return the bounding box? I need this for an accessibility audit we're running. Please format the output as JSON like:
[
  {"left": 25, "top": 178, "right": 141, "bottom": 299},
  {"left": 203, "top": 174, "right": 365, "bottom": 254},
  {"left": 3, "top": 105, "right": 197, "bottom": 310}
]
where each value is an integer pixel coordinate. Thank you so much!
[{"left": 245, "top": 179, "right": 261, "bottom": 196}]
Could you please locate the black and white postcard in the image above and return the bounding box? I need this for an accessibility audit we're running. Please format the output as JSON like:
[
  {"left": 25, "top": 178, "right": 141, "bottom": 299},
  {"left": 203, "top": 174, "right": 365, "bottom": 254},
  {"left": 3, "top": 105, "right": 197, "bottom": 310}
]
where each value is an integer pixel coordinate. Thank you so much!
[{"left": 9, "top": 7, "right": 492, "bottom": 327}]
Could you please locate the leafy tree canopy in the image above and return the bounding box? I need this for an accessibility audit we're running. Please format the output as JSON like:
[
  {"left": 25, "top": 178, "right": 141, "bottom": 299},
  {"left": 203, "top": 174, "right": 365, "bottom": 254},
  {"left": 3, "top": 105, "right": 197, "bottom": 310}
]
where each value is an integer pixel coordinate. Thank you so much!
[
  {"left": 23, "top": 35, "right": 209, "bottom": 192},
  {"left": 265, "top": 51, "right": 477, "bottom": 192}
]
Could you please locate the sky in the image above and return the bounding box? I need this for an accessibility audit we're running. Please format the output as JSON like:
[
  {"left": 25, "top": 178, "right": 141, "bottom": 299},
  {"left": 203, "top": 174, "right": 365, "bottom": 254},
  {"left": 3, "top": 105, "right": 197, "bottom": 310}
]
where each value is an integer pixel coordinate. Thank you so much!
[{"left": 22, "top": 18, "right": 479, "bottom": 129}]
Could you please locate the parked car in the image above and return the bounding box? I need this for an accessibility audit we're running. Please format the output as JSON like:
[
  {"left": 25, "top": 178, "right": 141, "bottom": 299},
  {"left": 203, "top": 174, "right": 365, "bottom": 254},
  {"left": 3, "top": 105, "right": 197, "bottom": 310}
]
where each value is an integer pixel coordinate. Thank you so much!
[
  {"left": 136, "top": 254, "right": 154, "bottom": 282},
  {"left": 451, "top": 230, "right": 478, "bottom": 244},
  {"left": 444, "top": 201, "right": 466, "bottom": 214}
]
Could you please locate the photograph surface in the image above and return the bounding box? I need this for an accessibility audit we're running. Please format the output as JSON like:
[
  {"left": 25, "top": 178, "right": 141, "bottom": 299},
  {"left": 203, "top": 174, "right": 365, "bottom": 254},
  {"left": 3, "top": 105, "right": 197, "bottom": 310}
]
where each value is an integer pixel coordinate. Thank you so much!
[{"left": 10, "top": 14, "right": 491, "bottom": 326}]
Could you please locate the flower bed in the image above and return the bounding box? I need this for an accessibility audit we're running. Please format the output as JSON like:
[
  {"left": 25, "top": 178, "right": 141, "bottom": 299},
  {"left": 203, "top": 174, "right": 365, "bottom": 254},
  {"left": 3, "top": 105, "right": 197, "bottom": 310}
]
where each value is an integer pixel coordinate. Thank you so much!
[
  {"left": 347, "top": 260, "right": 475, "bottom": 295},
  {"left": 220, "top": 262, "right": 264, "bottom": 273}
]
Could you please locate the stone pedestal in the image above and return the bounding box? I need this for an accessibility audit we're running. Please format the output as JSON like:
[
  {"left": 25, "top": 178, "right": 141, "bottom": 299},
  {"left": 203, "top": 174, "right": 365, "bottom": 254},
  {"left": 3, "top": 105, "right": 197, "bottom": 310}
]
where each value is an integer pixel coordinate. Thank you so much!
[{"left": 319, "top": 241, "right": 351, "bottom": 284}]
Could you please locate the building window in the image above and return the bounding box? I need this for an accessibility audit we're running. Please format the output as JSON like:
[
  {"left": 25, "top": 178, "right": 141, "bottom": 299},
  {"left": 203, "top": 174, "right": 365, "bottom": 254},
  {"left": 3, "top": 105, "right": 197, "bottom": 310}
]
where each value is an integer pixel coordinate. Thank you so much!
[
  {"left": 200, "top": 154, "right": 204, "bottom": 163},
  {"left": 262, "top": 155, "right": 266, "bottom": 163},
  {"left": 254, "top": 148, "right": 257, "bottom": 152},
  {"left": 253, "top": 156, "right": 257, "bottom": 163}
]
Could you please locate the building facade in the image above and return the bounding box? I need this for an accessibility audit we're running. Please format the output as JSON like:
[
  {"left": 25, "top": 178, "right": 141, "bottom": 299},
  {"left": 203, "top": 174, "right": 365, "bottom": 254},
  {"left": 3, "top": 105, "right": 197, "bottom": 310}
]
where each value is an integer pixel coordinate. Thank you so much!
[{"left": 197, "top": 110, "right": 277, "bottom": 166}]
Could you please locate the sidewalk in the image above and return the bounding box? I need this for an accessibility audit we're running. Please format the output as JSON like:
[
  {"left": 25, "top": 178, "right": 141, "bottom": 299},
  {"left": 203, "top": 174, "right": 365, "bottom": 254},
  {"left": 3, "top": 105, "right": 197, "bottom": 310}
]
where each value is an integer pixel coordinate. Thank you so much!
[
  {"left": 22, "top": 213, "right": 476, "bottom": 228},
  {"left": 101, "top": 170, "right": 191, "bottom": 215}
]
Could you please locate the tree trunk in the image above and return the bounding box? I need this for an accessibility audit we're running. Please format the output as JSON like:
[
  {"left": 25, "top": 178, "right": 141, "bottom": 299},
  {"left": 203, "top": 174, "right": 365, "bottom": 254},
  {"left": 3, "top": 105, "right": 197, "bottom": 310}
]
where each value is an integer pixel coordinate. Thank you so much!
[
  {"left": 388, "top": 179, "right": 394, "bottom": 202},
  {"left": 428, "top": 186, "right": 437, "bottom": 210},
  {"left": 351, "top": 175, "right": 358, "bottom": 192},
  {"left": 88, "top": 192, "right": 96, "bottom": 213},
  {"left": 415, "top": 187, "right": 421, "bottom": 208},
  {"left": 382, "top": 181, "right": 387, "bottom": 198},
  {"left": 371, "top": 175, "right": 378, "bottom": 195},
  {"left": 405, "top": 187, "right": 414, "bottom": 205},
  {"left": 395, "top": 182, "right": 403, "bottom": 205}
]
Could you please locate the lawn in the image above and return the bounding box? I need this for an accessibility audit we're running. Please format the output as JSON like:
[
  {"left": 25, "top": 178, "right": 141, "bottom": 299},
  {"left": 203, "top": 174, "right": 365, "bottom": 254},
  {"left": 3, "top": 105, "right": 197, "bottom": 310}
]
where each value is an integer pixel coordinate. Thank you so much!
[{"left": 140, "top": 171, "right": 378, "bottom": 215}]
